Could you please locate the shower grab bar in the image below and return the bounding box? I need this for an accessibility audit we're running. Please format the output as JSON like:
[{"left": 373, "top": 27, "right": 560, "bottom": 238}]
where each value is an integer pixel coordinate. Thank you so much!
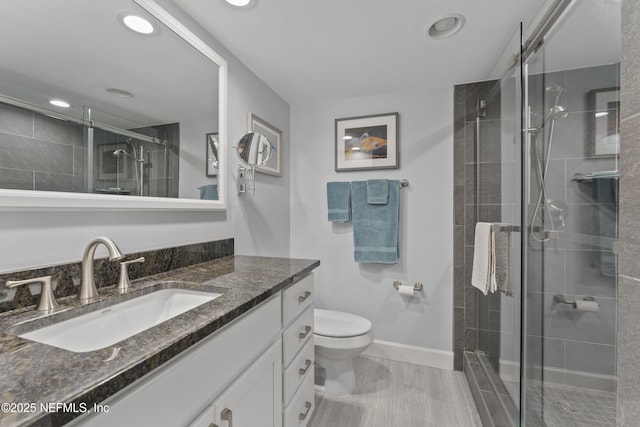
[
  {"left": 553, "top": 294, "right": 596, "bottom": 307},
  {"left": 491, "top": 224, "right": 520, "bottom": 233}
]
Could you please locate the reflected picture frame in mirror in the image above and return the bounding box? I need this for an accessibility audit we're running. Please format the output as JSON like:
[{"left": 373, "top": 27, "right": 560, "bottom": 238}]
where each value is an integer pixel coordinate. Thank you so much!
[
  {"left": 0, "top": 0, "right": 227, "bottom": 211},
  {"left": 248, "top": 113, "right": 282, "bottom": 177},
  {"left": 206, "top": 133, "right": 220, "bottom": 177}
]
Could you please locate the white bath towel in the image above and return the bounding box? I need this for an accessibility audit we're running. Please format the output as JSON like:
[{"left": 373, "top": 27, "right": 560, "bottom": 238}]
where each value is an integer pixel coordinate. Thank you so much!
[{"left": 471, "top": 222, "right": 496, "bottom": 295}]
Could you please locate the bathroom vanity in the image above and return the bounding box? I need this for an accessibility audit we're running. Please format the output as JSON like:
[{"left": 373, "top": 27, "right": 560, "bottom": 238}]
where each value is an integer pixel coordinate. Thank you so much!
[{"left": 0, "top": 255, "right": 319, "bottom": 427}]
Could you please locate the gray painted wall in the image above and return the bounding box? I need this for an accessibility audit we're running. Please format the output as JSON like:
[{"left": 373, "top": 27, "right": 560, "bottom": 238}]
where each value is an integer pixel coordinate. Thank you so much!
[{"left": 290, "top": 86, "right": 454, "bottom": 354}]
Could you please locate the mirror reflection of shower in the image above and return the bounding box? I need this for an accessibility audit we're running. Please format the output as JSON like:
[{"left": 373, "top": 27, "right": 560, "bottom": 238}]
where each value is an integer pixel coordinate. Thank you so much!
[
  {"left": 113, "top": 139, "right": 146, "bottom": 196},
  {"left": 529, "top": 84, "right": 569, "bottom": 243}
]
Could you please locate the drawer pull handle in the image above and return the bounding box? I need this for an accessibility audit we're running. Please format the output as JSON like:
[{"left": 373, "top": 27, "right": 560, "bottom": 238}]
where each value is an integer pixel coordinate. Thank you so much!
[
  {"left": 299, "top": 401, "right": 312, "bottom": 421},
  {"left": 299, "top": 359, "right": 312, "bottom": 375},
  {"left": 298, "top": 291, "right": 311, "bottom": 303},
  {"left": 299, "top": 325, "right": 312, "bottom": 339},
  {"left": 221, "top": 408, "right": 233, "bottom": 427}
]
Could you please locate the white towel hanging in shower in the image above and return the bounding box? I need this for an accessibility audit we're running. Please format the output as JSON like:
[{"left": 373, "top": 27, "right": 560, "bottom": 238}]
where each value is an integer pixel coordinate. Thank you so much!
[{"left": 471, "top": 222, "right": 497, "bottom": 295}]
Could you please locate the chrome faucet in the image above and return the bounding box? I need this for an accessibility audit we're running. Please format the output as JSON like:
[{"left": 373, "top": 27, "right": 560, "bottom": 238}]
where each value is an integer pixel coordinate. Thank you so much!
[{"left": 79, "top": 237, "right": 124, "bottom": 303}]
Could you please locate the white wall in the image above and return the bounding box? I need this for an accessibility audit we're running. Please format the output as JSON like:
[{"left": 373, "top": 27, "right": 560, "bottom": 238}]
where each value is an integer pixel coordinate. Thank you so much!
[
  {"left": 290, "top": 87, "right": 454, "bottom": 353},
  {"left": 0, "top": 2, "right": 291, "bottom": 272}
]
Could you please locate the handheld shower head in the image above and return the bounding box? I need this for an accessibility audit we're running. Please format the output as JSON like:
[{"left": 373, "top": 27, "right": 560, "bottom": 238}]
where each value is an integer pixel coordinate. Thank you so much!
[{"left": 546, "top": 104, "right": 568, "bottom": 121}]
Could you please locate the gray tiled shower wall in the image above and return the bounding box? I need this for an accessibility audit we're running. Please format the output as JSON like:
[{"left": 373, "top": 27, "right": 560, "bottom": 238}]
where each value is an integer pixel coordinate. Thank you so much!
[
  {"left": 525, "top": 63, "right": 619, "bottom": 388},
  {"left": 0, "top": 102, "right": 84, "bottom": 192},
  {"left": 617, "top": 0, "right": 640, "bottom": 424},
  {"left": 454, "top": 63, "right": 620, "bottom": 380},
  {"left": 0, "top": 101, "right": 179, "bottom": 197},
  {"left": 453, "top": 79, "right": 503, "bottom": 372}
]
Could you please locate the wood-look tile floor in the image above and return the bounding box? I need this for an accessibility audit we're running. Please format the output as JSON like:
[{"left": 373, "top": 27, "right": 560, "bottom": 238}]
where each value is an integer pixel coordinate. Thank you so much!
[{"left": 308, "top": 355, "right": 482, "bottom": 427}]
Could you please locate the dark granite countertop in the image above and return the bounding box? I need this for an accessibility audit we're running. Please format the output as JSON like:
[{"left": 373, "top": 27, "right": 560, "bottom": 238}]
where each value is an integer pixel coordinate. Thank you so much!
[{"left": 0, "top": 255, "right": 320, "bottom": 427}]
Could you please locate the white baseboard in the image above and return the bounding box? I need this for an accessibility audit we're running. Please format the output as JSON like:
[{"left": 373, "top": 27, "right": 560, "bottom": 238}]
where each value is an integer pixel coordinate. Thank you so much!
[{"left": 361, "top": 339, "right": 453, "bottom": 371}]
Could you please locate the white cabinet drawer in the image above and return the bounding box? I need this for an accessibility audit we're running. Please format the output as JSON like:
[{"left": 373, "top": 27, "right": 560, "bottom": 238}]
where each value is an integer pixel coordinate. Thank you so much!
[
  {"left": 282, "top": 273, "right": 314, "bottom": 325},
  {"left": 284, "top": 368, "right": 315, "bottom": 427},
  {"left": 283, "top": 337, "right": 314, "bottom": 406},
  {"left": 282, "top": 305, "right": 314, "bottom": 368}
]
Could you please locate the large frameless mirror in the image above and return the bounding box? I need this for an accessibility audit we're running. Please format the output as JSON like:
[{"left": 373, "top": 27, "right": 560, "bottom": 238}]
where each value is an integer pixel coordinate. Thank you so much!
[{"left": 0, "top": 0, "right": 227, "bottom": 210}]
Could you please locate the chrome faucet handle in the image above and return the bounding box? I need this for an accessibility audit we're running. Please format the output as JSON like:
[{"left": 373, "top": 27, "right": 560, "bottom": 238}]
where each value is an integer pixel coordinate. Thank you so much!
[
  {"left": 117, "top": 257, "right": 145, "bottom": 293},
  {"left": 4, "top": 276, "right": 59, "bottom": 312}
]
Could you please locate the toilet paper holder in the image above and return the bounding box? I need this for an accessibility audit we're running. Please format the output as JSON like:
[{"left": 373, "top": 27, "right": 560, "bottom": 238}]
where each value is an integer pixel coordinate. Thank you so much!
[
  {"left": 553, "top": 294, "right": 597, "bottom": 309},
  {"left": 393, "top": 281, "right": 423, "bottom": 292}
]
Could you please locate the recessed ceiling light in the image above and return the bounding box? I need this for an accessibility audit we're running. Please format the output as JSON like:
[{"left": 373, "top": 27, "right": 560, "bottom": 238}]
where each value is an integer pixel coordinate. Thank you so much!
[
  {"left": 595, "top": 112, "right": 609, "bottom": 118},
  {"left": 106, "top": 88, "right": 135, "bottom": 98},
  {"left": 118, "top": 12, "right": 156, "bottom": 35},
  {"left": 427, "top": 14, "right": 465, "bottom": 39},
  {"left": 49, "top": 99, "right": 71, "bottom": 108},
  {"left": 224, "top": 0, "right": 255, "bottom": 8}
]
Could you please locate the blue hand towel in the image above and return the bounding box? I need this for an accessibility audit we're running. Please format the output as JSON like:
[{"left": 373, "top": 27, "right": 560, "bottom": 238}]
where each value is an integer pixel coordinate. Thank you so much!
[
  {"left": 327, "top": 182, "right": 351, "bottom": 222},
  {"left": 199, "top": 184, "right": 218, "bottom": 200},
  {"left": 351, "top": 180, "right": 400, "bottom": 264},
  {"left": 367, "top": 179, "right": 389, "bottom": 204}
]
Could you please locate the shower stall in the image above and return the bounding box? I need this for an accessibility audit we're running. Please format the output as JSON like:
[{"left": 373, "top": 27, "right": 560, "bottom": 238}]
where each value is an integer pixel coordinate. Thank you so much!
[{"left": 454, "top": 0, "right": 621, "bottom": 425}]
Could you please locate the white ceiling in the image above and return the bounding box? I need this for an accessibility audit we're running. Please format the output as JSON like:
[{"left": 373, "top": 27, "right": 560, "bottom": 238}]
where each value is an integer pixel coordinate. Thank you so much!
[
  {"left": 175, "top": 0, "right": 547, "bottom": 104},
  {"left": 0, "top": 0, "right": 218, "bottom": 129}
]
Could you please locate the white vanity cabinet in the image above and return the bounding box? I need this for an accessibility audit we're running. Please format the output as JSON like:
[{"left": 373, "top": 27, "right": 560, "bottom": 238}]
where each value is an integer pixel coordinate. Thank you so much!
[
  {"left": 189, "top": 340, "right": 282, "bottom": 427},
  {"left": 281, "top": 274, "right": 315, "bottom": 427},
  {"left": 68, "top": 273, "right": 316, "bottom": 427}
]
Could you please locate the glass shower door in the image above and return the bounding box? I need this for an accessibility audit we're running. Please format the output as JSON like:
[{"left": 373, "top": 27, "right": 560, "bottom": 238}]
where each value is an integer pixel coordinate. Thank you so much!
[
  {"left": 473, "top": 23, "right": 523, "bottom": 425},
  {"left": 521, "top": 1, "right": 620, "bottom": 425}
]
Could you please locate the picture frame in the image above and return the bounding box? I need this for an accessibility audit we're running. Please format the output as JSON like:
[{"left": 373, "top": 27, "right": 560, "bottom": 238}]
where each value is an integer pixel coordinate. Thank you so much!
[
  {"left": 206, "top": 132, "right": 219, "bottom": 176},
  {"left": 335, "top": 112, "right": 399, "bottom": 171},
  {"left": 588, "top": 87, "right": 620, "bottom": 157},
  {"left": 248, "top": 113, "right": 282, "bottom": 176}
]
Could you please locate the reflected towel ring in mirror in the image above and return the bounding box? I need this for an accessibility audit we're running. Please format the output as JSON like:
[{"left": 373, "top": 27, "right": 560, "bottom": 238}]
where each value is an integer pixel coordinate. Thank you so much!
[{"left": 234, "top": 132, "right": 274, "bottom": 194}]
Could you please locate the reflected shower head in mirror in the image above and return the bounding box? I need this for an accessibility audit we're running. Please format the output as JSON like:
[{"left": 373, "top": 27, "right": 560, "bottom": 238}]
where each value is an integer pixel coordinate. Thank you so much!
[{"left": 113, "top": 149, "right": 138, "bottom": 161}]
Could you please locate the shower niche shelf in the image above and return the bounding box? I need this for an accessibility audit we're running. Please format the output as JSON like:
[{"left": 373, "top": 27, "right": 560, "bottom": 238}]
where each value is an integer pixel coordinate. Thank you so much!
[{"left": 571, "top": 170, "right": 619, "bottom": 182}]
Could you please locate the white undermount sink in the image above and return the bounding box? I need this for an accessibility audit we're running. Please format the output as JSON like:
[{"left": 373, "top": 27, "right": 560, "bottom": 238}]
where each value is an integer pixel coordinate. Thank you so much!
[{"left": 17, "top": 288, "right": 221, "bottom": 353}]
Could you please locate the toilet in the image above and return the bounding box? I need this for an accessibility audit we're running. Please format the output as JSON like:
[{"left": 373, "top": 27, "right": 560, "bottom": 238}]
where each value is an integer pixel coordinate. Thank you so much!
[{"left": 313, "top": 309, "right": 373, "bottom": 396}]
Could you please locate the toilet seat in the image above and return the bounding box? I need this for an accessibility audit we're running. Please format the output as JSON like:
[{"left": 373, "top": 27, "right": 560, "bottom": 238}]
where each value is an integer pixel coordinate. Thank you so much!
[{"left": 314, "top": 309, "right": 372, "bottom": 338}]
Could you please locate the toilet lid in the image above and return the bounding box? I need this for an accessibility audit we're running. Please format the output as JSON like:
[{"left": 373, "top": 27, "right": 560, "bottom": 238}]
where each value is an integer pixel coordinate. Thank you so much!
[{"left": 314, "top": 309, "right": 372, "bottom": 338}]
